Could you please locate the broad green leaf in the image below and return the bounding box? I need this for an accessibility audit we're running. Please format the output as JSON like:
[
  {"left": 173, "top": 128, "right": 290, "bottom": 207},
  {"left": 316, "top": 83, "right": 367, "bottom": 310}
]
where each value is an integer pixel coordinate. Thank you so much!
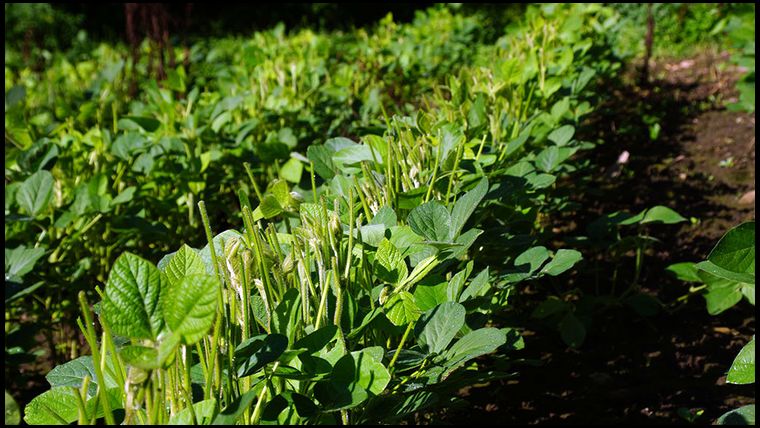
[
  {"left": 375, "top": 239, "right": 408, "bottom": 285},
  {"left": 717, "top": 405, "right": 755, "bottom": 425},
  {"left": 169, "top": 399, "right": 217, "bottom": 425},
  {"left": 279, "top": 158, "right": 303, "bottom": 184},
  {"left": 535, "top": 146, "right": 577, "bottom": 173},
  {"left": 45, "top": 356, "right": 117, "bottom": 397},
  {"left": 306, "top": 145, "right": 336, "bottom": 180},
  {"left": 164, "top": 274, "right": 219, "bottom": 344},
  {"left": 449, "top": 178, "right": 488, "bottom": 240},
  {"left": 408, "top": 201, "right": 451, "bottom": 242},
  {"left": 439, "top": 328, "right": 506, "bottom": 375},
  {"left": 696, "top": 261, "right": 754, "bottom": 285},
  {"left": 333, "top": 145, "right": 380, "bottom": 166},
  {"left": 370, "top": 206, "right": 397, "bottom": 228},
  {"left": 446, "top": 270, "right": 467, "bottom": 302},
  {"left": 525, "top": 172, "right": 556, "bottom": 189},
  {"left": 703, "top": 284, "right": 744, "bottom": 315},
  {"left": 272, "top": 288, "right": 300, "bottom": 344},
  {"left": 120, "top": 345, "right": 160, "bottom": 370},
  {"left": 505, "top": 246, "right": 549, "bottom": 282},
  {"left": 16, "top": 170, "right": 54, "bottom": 217},
  {"left": 559, "top": 312, "right": 586, "bottom": 348},
  {"left": 547, "top": 125, "right": 575, "bottom": 146},
  {"left": 541, "top": 249, "right": 583, "bottom": 276},
  {"left": 640, "top": 206, "right": 687, "bottom": 225},
  {"left": 665, "top": 262, "right": 702, "bottom": 282},
  {"left": 413, "top": 280, "right": 448, "bottom": 311},
  {"left": 5, "top": 391, "right": 20, "bottom": 425},
  {"left": 459, "top": 267, "right": 490, "bottom": 302},
  {"left": 211, "top": 388, "right": 259, "bottom": 425},
  {"left": 293, "top": 325, "right": 338, "bottom": 354},
  {"left": 102, "top": 252, "right": 166, "bottom": 340},
  {"left": 118, "top": 116, "right": 160, "bottom": 132},
  {"left": 261, "top": 391, "right": 318, "bottom": 422},
  {"left": 110, "top": 186, "right": 136, "bottom": 206},
  {"left": 415, "top": 302, "right": 466, "bottom": 355},
  {"left": 235, "top": 334, "right": 288, "bottom": 377},
  {"left": 384, "top": 291, "right": 419, "bottom": 326},
  {"left": 164, "top": 245, "right": 206, "bottom": 286},
  {"left": 23, "top": 387, "right": 78, "bottom": 425},
  {"left": 703, "top": 222, "right": 755, "bottom": 281},
  {"left": 5, "top": 245, "right": 46, "bottom": 282},
  {"left": 726, "top": 339, "right": 755, "bottom": 384},
  {"left": 198, "top": 230, "right": 243, "bottom": 276},
  {"left": 317, "top": 348, "right": 391, "bottom": 409}
]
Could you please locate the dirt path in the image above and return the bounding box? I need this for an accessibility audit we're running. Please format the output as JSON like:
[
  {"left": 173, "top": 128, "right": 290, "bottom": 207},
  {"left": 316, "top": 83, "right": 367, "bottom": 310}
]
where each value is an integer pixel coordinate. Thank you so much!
[{"left": 433, "top": 51, "right": 755, "bottom": 425}]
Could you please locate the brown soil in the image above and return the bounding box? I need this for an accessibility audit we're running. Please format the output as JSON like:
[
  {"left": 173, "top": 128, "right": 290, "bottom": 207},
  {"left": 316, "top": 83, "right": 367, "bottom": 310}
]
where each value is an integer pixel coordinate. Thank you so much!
[{"left": 431, "top": 51, "right": 755, "bottom": 425}]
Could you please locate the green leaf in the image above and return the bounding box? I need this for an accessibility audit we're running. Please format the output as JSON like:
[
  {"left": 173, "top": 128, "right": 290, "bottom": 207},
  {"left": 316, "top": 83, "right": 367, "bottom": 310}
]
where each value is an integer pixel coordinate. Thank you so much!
[
  {"left": 640, "top": 206, "right": 687, "bottom": 225},
  {"left": 293, "top": 325, "right": 338, "bottom": 354},
  {"left": 45, "top": 356, "right": 117, "bottom": 397},
  {"left": 459, "top": 267, "right": 490, "bottom": 302},
  {"left": 726, "top": 339, "right": 755, "bottom": 384},
  {"left": 696, "top": 261, "right": 755, "bottom": 285},
  {"left": 535, "top": 146, "right": 577, "bottom": 173},
  {"left": 272, "top": 288, "right": 300, "bottom": 343},
  {"left": 703, "top": 222, "right": 755, "bottom": 282},
  {"left": 408, "top": 201, "right": 451, "bottom": 242},
  {"left": 384, "top": 291, "right": 419, "bottom": 327},
  {"left": 164, "top": 245, "right": 206, "bottom": 286},
  {"left": 164, "top": 274, "right": 220, "bottom": 344},
  {"left": 279, "top": 158, "right": 303, "bottom": 184},
  {"left": 110, "top": 186, "right": 136, "bottom": 206},
  {"left": 375, "top": 239, "right": 408, "bottom": 285},
  {"left": 449, "top": 178, "right": 488, "bottom": 240},
  {"left": 446, "top": 270, "right": 467, "bottom": 302},
  {"left": 119, "top": 116, "right": 161, "bottom": 132},
  {"left": 703, "top": 283, "right": 744, "bottom": 315},
  {"left": 439, "top": 328, "right": 506, "bottom": 376},
  {"left": 120, "top": 345, "right": 160, "bottom": 370},
  {"left": 333, "top": 145, "right": 380, "bottom": 166},
  {"left": 102, "top": 252, "right": 167, "bottom": 340},
  {"left": 211, "top": 388, "right": 259, "bottom": 425},
  {"left": 5, "top": 245, "right": 46, "bottom": 282},
  {"left": 16, "top": 170, "right": 54, "bottom": 217},
  {"left": 559, "top": 312, "right": 586, "bottom": 348},
  {"left": 540, "top": 249, "right": 583, "bottom": 276},
  {"left": 306, "top": 145, "right": 336, "bottom": 180},
  {"left": 371, "top": 206, "right": 398, "bottom": 228},
  {"left": 5, "top": 391, "right": 20, "bottom": 425},
  {"left": 23, "top": 387, "right": 79, "bottom": 425},
  {"left": 316, "top": 348, "right": 391, "bottom": 410},
  {"left": 235, "top": 334, "right": 288, "bottom": 377},
  {"left": 414, "top": 280, "right": 449, "bottom": 311},
  {"left": 169, "top": 399, "right": 217, "bottom": 425},
  {"left": 717, "top": 405, "right": 755, "bottom": 425},
  {"left": 415, "top": 302, "right": 466, "bottom": 355},
  {"left": 666, "top": 262, "right": 702, "bottom": 282},
  {"left": 547, "top": 125, "right": 575, "bottom": 146}
]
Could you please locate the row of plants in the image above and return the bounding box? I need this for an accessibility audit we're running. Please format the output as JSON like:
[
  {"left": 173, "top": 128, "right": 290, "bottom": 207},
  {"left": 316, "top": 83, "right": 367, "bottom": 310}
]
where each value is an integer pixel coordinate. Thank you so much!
[
  {"left": 13, "top": 3, "right": 649, "bottom": 424},
  {"left": 7, "top": 3, "right": 753, "bottom": 425},
  {"left": 4, "top": 5, "right": 491, "bottom": 367}
]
